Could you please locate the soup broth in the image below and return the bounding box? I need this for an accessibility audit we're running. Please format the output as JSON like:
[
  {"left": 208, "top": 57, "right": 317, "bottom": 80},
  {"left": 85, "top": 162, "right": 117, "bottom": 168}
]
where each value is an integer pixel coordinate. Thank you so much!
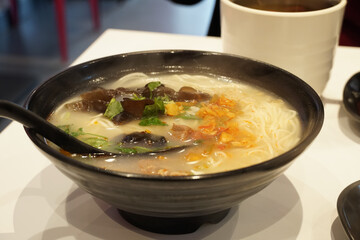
[{"left": 48, "top": 73, "right": 301, "bottom": 176}]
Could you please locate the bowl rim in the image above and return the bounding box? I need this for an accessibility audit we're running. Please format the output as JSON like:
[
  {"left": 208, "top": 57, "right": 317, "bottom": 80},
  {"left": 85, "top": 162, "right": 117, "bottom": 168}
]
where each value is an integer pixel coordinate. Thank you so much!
[{"left": 24, "top": 49, "right": 324, "bottom": 181}]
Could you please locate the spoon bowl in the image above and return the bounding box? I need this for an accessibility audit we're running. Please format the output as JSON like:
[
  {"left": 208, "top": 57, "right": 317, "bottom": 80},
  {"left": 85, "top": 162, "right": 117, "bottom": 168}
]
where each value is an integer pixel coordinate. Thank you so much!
[
  {"left": 343, "top": 72, "right": 360, "bottom": 123},
  {"left": 337, "top": 180, "right": 360, "bottom": 240},
  {"left": 0, "top": 100, "right": 187, "bottom": 155}
]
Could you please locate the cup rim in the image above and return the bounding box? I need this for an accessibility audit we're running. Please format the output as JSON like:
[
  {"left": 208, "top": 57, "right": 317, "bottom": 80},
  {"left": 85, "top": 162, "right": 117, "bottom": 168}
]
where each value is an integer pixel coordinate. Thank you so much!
[{"left": 221, "top": 0, "right": 347, "bottom": 17}]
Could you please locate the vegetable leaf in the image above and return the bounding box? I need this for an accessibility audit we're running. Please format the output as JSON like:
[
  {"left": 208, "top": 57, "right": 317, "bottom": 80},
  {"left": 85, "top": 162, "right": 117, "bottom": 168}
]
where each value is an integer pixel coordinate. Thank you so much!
[
  {"left": 104, "top": 98, "right": 123, "bottom": 120},
  {"left": 176, "top": 113, "right": 201, "bottom": 120},
  {"left": 57, "top": 124, "right": 71, "bottom": 134},
  {"left": 139, "top": 116, "right": 167, "bottom": 126},
  {"left": 132, "top": 93, "right": 145, "bottom": 100},
  {"left": 147, "top": 81, "right": 162, "bottom": 99},
  {"left": 116, "top": 146, "right": 154, "bottom": 154},
  {"left": 71, "top": 128, "right": 85, "bottom": 137},
  {"left": 116, "top": 147, "right": 137, "bottom": 154},
  {"left": 143, "top": 97, "right": 163, "bottom": 116},
  {"left": 182, "top": 105, "right": 191, "bottom": 111},
  {"left": 57, "top": 125, "right": 109, "bottom": 149},
  {"left": 143, "top": 96, "right": 169, "bottom": 117},
  {"left": 147, "top": 81, "right": 162, "bottom": 92},
  {"left": 83, "top": 137, "right": 108, "bottom": 148},
  {"left": 57, "top": 125, "right": 85, "bottom": 137}
]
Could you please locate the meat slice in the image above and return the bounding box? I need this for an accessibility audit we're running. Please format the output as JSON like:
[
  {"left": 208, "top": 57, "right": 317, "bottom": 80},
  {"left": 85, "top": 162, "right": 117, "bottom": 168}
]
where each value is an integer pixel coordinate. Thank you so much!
[{"left": 170, "top": 124, "right": 195, "bottom": 141}]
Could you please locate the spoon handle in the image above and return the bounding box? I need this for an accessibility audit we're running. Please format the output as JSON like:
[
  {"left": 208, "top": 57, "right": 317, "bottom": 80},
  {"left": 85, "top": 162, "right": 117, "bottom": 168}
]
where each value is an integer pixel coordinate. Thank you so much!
[
  {"left": 0, "top": 100, "right": 48, "bottom": 129},
  {"left": 0, "top": 100, "right": 102, "bottom": 154}
]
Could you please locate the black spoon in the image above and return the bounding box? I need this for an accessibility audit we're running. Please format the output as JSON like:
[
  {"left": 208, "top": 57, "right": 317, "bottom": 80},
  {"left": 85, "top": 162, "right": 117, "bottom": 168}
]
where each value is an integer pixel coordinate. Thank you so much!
[
  {"left": 337, "top": 180, "right": 360, "bottom": 240},
  {"left": 0, "top": 100, "right": 187, "bottom": 155},
  {"left": 343, "top": 72, "right": 360, "bottom": 123}
]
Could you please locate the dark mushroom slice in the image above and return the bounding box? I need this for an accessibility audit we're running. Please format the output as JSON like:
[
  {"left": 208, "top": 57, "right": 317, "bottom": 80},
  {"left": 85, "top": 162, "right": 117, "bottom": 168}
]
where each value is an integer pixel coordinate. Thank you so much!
[
  {"left": 111, "top": 98, "right": 154, "bottom": 125},
  {"left": 142, "top": 84, "right": 176, "bottom": 99},
  {"left": 65, "top": 99, "right": 109, "bottom": 113},
  {"left": 112, "top": 111, "right": 134, "bottom": 125},
  {"left": 66, "top": 88, "right": 117, "bottom": 113},
  {"left": 120, "top": 131, "right": 168, "bottom": 148},
  {"left": 115, "top": 87, "right": 144, "bottom": 100},
  {"left": 81, "top": 87, "right": 117, "bottom": 102},
  {"left": 175, "top": 86, "right": 211, "bottom": 102},
  {"left": 121, "top": 98, "right": 154, "bottom": 118}
]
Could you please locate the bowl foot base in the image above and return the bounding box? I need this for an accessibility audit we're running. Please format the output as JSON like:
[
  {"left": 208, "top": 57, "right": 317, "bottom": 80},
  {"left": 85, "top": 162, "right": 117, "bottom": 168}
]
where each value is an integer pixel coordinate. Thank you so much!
[{"left": 118, "top": 208, "right": 230, "bottom": 234}]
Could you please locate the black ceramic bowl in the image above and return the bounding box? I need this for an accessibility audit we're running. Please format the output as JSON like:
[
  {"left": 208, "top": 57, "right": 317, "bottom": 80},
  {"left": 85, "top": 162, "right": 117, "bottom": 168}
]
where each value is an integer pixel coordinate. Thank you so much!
[{"left": 24, "top": 50, "right": 324, "bottom": 234}]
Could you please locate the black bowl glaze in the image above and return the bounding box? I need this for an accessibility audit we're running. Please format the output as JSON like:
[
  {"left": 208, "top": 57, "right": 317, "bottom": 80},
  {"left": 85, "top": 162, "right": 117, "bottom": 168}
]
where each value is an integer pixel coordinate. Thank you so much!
[
  {"left": 343, "top": 72, "right": 360, "bottom": 123},
  {"left": 337, "top": 180, "right": 360, "bottom": 240},
  {"left": 24, "top": 50, "right": 324, "bottom": 234}
]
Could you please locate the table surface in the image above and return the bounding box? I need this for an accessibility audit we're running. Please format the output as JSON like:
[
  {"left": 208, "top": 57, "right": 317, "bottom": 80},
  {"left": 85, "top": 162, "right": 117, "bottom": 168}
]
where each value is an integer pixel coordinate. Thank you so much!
[{"left": 1, "top": 29, "right": 360, "bottom": 240}]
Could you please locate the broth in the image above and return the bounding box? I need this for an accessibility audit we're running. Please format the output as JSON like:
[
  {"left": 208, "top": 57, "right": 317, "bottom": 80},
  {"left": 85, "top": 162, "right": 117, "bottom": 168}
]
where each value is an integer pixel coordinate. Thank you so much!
[{"left": 47, "top": 73, "right": 301, "bottom": 176}]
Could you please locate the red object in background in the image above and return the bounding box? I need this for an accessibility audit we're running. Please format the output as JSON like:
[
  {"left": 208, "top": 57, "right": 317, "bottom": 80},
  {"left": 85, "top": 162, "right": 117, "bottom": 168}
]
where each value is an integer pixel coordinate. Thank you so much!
[
  {"left": 89, "top": 0, "right": 100, "bottom": 30},
  {"left": 54, "top": 0, "right": 68, "bottom": 62},
  {"left": 339, "top": 0, "right": 360, "bottom": 47},
  {"left": 54, "top": 0, "right": 100, "bottom": 62},
  {"left": 9, "top": 0, "right": 18, "bottom": 26},
  {"left": 8, "top": 0, "right": 100, "bottom": 62}
]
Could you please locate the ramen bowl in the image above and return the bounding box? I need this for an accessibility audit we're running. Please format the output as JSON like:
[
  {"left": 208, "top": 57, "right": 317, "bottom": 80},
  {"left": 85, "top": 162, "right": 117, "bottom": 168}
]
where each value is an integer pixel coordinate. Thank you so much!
[{"left": 24, "top": 50, "right": 323, "bottom": 234}]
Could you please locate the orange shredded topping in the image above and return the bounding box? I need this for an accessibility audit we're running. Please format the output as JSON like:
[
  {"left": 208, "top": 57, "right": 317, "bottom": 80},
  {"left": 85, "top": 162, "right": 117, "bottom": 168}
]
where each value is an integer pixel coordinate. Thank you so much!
[{"left": 195, "top": 95, "right": 256, "bottom": 150}]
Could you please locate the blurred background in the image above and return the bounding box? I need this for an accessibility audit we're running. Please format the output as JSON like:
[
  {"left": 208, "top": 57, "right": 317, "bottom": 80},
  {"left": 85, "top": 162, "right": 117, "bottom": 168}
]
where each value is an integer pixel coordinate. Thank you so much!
[{"left": 0, "top": 0, "right": 216, "bottom": 130}]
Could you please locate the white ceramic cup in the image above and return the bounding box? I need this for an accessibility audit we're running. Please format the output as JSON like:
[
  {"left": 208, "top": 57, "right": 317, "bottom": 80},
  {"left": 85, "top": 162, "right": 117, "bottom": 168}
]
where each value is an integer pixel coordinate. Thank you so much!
[{"left": 221, "top": 0, "right": 346, "bottom": 95}]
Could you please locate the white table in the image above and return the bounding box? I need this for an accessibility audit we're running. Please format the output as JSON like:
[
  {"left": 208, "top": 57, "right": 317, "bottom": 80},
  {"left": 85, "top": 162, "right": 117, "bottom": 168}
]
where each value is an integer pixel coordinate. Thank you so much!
[{"left": 1, "top": 29, "right": 360, "bottom": 240}]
